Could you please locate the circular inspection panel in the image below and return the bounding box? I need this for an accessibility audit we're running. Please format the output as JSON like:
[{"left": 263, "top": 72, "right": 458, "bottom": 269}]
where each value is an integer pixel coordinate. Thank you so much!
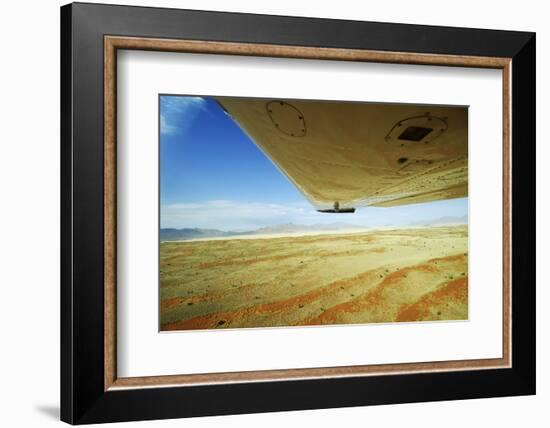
[
  {"left": 266, "top": 101, "right": 306, "bottom": 137},
  {"left": 385, "top": 113, "right": 448, "bottom": 145}
]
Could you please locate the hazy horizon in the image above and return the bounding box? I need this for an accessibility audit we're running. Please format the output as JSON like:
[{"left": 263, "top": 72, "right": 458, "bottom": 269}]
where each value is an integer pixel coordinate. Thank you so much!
[{"left": 161, "top": 201, "right": 468, "bottom": 232}]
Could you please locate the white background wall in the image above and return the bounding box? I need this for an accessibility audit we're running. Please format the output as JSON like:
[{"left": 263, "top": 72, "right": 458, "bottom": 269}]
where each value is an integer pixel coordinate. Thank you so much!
[{"left": 0, "top": 0, "right": 546, "bottom": 426}]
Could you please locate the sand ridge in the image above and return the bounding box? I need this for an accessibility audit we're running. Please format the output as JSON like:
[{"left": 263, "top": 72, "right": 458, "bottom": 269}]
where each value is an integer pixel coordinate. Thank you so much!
[{"left": 160, "top": 225, "right": 468, "bottom": 331}]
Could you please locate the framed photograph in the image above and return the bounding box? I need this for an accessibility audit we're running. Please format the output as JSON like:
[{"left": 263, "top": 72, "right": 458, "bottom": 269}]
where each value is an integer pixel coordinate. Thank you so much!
[{"left": 60, "top": 2, "right": 535, "bottom": 424}]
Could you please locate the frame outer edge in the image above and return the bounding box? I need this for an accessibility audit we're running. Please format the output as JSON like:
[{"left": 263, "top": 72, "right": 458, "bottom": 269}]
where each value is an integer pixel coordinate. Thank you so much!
[
  {"left": 70, "top": 3, "right": 112, "bottom": 423},
  {"left": 510, "top": 33, "right": 536, "bottom": 392},
  {"left": 60, "top": 3, "right": 75, "bottom": 424},
  {"left": 72, "top": 2, "right": 533, "bottom": 58},
  {"left": 63, "top": 3, "right": 536, "bottom": 423}
]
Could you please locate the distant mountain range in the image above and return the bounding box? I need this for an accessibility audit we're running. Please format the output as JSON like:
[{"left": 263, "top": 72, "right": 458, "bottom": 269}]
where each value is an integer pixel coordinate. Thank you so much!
[
  {"left": 160, "top": 223, "right": 364, "bottom": 241},
  {"left": 160, "top": 216, "right": 467, "bottom": 241},
  {"left": 408, "top": 214, "right": 468, "bottom": 227},
  {"left": 159, "top": 228, "right": 252, "bottom": 241}
]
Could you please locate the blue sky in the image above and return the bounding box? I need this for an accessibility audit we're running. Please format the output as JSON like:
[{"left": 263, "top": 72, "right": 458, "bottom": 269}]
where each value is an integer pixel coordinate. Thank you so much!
[{"left": 160, "top": 95, "right": 468, "bottom": 231}]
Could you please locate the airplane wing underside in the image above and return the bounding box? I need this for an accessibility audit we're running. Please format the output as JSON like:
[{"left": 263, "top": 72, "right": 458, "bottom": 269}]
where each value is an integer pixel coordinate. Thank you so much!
[{"left": 216, "top": 97, "right": 468, "bottom": 211}]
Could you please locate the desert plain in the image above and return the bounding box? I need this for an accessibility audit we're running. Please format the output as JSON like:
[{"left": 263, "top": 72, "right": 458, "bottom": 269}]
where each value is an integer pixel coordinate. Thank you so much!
[{"left": 160, "top": 225, "right": 468, "bottom": 331}]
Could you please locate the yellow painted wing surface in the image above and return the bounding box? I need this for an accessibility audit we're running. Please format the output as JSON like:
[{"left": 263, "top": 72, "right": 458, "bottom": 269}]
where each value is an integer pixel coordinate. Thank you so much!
[{"left": 216, "top": 97, "right": 468, "bottom": 211}]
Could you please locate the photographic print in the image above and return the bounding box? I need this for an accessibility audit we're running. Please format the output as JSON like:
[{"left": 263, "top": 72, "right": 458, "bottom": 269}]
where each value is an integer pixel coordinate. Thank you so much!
[{"left": 159, "top": 95, "right": 468, "bottom": 331}]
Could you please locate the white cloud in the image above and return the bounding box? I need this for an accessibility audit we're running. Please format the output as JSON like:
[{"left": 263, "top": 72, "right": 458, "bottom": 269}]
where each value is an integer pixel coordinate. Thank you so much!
[
  {"left": 160, "top": 96, "right": 207, "bottom": 136},
  {"left": 160, "top": 114, "right": 178, "bottom": 135}
]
